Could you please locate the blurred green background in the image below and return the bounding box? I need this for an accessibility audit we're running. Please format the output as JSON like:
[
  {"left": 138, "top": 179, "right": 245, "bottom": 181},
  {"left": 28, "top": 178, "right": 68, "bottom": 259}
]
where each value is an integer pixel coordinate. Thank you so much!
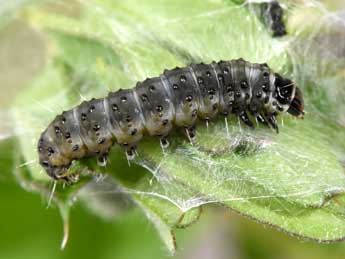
[{"left": 1, "top": 1, "right": 345, "bottom": 259}]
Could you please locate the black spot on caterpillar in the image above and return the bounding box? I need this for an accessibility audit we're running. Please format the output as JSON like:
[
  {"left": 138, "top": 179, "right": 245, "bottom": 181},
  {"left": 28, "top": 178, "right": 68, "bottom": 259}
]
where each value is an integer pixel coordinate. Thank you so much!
[
  {"left": 38, "top": 58, "right": 304, "bottom": 181},
  {"left": 260, "top": 1, "right": 287, "bottom": 37}
]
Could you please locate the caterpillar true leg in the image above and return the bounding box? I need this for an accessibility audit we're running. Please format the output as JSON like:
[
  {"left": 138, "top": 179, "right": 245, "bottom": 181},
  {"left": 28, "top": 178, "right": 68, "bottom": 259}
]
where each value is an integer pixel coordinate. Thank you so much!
[
  {"left": 267, "top": 113, "right": 279, "bottom": 133},
  {"left": 238, "top": 111, "right": 254, "bottom": 129},
  {"left": 255, "top": 113, "right": 269, "bottom": 127}
]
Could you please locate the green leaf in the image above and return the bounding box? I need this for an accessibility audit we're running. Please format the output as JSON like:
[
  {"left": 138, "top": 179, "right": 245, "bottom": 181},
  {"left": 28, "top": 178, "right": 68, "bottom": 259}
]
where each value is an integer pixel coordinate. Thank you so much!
[{"left": 9, "top": 0, "right": 345, "bottom": 254}]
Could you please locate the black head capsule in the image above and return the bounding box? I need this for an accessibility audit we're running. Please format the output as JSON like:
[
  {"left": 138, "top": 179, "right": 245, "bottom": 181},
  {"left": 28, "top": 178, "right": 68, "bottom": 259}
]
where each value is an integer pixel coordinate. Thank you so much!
[
  {"left": 274, "top": 73, "right": 304, "bottom": 118},
  {"left": 287, "top": 87, "right": 304, "bottom": 118}
]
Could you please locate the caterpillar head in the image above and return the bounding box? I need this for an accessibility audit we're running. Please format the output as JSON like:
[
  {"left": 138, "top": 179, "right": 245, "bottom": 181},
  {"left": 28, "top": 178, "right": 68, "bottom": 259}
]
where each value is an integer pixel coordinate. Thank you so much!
[
  {"left": 37, "top": 131, "right": 70, "bottom": 181},
  {"left": 274, "top": 73, "right": 304, "bottom": 118},
  {"left": 287, "top": 86, "right": 304, "bottom": 118}
]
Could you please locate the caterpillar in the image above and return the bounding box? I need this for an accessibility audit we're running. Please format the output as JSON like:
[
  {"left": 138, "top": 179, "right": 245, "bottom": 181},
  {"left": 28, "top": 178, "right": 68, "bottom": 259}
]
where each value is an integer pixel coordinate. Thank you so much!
[
  {"left": 38, "top": 59, "right": 304, "bottom": 181},
  {"left": 260, "top": 1, "right": 287, "bottom": 37}
]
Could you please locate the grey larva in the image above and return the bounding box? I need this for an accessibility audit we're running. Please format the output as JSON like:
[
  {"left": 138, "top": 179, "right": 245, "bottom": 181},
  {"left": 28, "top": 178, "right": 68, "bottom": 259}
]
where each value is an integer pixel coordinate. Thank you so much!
[{"left": 38, "top": 58, "right": 304, "bottom": 181}]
